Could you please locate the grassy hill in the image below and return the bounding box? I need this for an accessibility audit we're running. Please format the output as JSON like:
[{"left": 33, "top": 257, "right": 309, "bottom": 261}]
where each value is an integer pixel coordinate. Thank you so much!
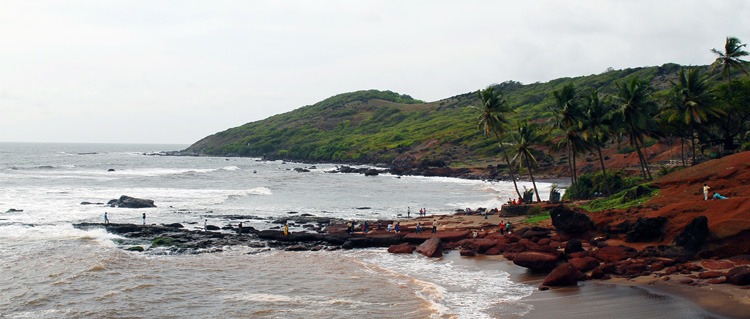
[{"left": 183, "top": 63, "right": 721, "bottom": 170}]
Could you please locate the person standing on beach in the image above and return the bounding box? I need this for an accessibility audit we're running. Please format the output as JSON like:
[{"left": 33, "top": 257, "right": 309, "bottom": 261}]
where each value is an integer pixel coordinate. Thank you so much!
[
  {"left": 142, "top": 213, "right": 146, "bottom": 225},
  {"left": 204, "top": 219, "right": 208, "bottom": 231},
  {"left": 432, "top": 220, "right": 438, "bottom": 233},
  {"left": 104, "top": 212, "right": 109, "bottom": 224},
  {"left": 407, "top": 207, "right": 411, "bottom": 218},
  {"left": 237, "top": 222, "right": 243, "bottom": 235},
  {"left": 499, "top": 220, "right": 505, "bottom": 235},
  {"left": 703, "top": 184, "right": 710, "bottom": 201},
  {"left": 283, "top": 223, "right": 289, "bottom": 236},
  {"left": 363, "top": 221, "right": 368, "bottom": 233}
]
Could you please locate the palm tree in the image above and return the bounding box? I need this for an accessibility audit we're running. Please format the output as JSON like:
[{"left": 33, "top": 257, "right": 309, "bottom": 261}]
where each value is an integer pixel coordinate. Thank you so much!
[
  {"left": 614, "top": 77, "right": 661, "bottom": 180},
  {"left": 475, "top": 86, "right": 522, "bottom": 200},
  {"left": 581, "top": 89, "right": 614, "bottom": 175},
  {"left": 511, "top": 121, "right": 542, "bottom": 202},
  {"left": 550, "top": 84, "right": 583, "bottom": 184},
  {"left": 711, "top": 37, "right": 750, "bottom": 95},
  {"left": 663, "top": 68, "right": 723, "bottom": 165}
]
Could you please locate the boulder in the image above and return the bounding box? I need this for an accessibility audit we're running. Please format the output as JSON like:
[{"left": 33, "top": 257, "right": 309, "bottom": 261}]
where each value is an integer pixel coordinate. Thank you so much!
[
  {"left": 511, "top": 251, "right": 559, "bottom": 271},
  {"left": 416, "top": 238, "right": 443, "bottom": 258},
  {"left": 564, "top": 239, "right": 584, "bottom": 254},
  {"left": 594, "top": 245, "right": 638, "bottom": 262},
  {"left": 725, "top": 266, "right": 750, "bottom": 286},
  {"left": 460, "top": 249, "right": 477, "bottom": 256},
  {"left": 518, "top": 227, "right": 551, "bottom": 240},
  {"left": 625, "top": 217, "right": 667, "bottom": 242},
  {"left": 568, "top": 256, "right": 600, "bottom": 273},
  {"left": 387, "top": 243, "right": 415, "bottom": 254},
  {"left": 109, "top": 195, "right": 156, "bottom": 208},
  {"left": 550, "top": 205, "right": 594, "bottom": 239},
  {"left": 674, "top": 216, "right": 710, "bottom": 251},
  {"left": 542, "top": 263, "right": 579, "bottom": 286}
]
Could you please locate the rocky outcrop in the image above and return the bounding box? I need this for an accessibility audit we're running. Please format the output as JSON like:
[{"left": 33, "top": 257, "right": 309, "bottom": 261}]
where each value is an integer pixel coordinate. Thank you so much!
[
  {"left": 674, "top": 216, "right": 710, "bottom": 251},
  {"left": 593, "top": 245, "right": 639, "bottom": 262},
  {"left": 625, "top": 217, "right": 667, "bottom": 242},
  {"left": 416, "top": 237, "right": 443, "bottom": 258},
  {"left": 550, "top": 205, "right": 594, "bottom": 240},
  {"left": 107, "top": 195, "right": 156, "bottom": 208}
]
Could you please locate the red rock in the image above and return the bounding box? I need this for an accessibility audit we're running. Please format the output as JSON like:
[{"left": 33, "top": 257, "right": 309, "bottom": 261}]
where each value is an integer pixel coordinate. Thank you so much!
[
  {"left": 698, "top": 271, "right": 725, "bottom": 279},
  {"left": 649, "top": 262, "right": 665, "bottom": 271},
  {"left": 538, "top": 238, "right": 552, "bottom": 245},
  {"left": 701, "top": 260, "right": 735, "bottom": 270},
  {"left": 458, "top": 238, "right": 498, "bottom": 253},
  {"left": 511, "top": 251, "right": 559, "bottom": 271},
  {"left": 662, "top": 276, "right": 671, "bottom": 281},
  {"left": 707, "top": 278, "right": 726, "bottom": 284},
  {"left": 387, "top": 243, "right": 415, "bottom": 254},
  {"left": 485, "top": 247, "right": 502, "bottom": 256},
  {"left": 543, "top": 263, "right": 579, "bottom": 286},
  {"left": 591, "top": 267, "right": 606, "bottom": 279},
  {"left": 460, "top": 249, "right": 477, "bottom": 256},
  {"left": 679, "top": 279, "right": 694, "bottom": 285},
  {"left": 416, "top": 237, "right": 443, "bottom": 258},
  {"left": 726, "top": 266, "right": 750, "bottom": 286},
  {"left": 593, "top": 245, "right": 638, "bottom": 262},
  {"left": 569, "top": 257, "right": 600, "bottom": 273},
  {"left": 568, "top": 252, "right": 588, "bottom": 259}
]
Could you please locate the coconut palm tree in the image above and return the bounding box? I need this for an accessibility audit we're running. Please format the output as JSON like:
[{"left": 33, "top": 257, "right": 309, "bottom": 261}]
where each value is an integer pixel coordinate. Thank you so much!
[
  {"left": 475, "top": 86, "right": 522, "bottom": 199},
  {"left": 511, "top": 121, "right": 542, "bottom": 202},
  {"left": 614, "top": 77, "right": 661, "bottom": 180},
  {"left": 549, "top": 84, "right": 583, "bottom": 183},
  {"left": 663, "top": 68, "right": 723, "bottom": 165},
  {"left": 711, "top": 37, "right": 750, "bottom": 96},
  {"left": 581, "top": 89, "right": 614, "bottom": 175}
]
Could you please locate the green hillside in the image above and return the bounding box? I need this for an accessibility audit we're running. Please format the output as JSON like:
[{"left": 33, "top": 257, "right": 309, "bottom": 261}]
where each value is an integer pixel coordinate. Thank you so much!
[{"left": 182, "top": 63, "right": 737, "bottom": 169}]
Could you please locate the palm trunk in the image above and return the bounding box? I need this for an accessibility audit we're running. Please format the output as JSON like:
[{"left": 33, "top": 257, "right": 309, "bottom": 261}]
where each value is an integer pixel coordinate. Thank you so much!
[
  {"left": 572, "top": 147, "right": 578, "bottom": 182},
  {"left": 680, "top": 135, "right": 686, "bottom": 167},
  {"left": 566, "top": 142, "right": 574, "bottom": 184},
  {"left": 501, "top": 146, "right": 522, "bottom": 200},
  {"left": 526, "top": 156, "right": 541, "bottom": 202},
  {"left": 690, "top": 126, "right": 697, "bottom": 165},
  {"left": 595, "top": 136, "right": 606, "bottom": 175},
  {"left": 634, "top": 138, "right": 653, "bottom": 180}
]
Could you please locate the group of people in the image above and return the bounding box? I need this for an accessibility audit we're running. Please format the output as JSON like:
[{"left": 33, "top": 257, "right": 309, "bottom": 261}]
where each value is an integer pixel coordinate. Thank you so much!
[
  {"left": 506, "top": 198, "right": 523, "bottom": 205},
  {"left": 498, "top": 220, "right": 512, "bottom": 235}
]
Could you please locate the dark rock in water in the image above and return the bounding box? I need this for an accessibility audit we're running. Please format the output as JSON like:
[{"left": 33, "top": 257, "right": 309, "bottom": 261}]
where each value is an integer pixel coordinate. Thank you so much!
[
  {"left": 543, "top": 263, "right": 580, "bottom": 286},
  {"left": 364, "top": 169, "right": 379, "bottom": 176},
  {"left": 725, "top": 266, "right": 750, "bottom": 286},
  {"left": 163, "top": 223, "right": 184, "bottom": 228},
  {"left": 5, "top": 208, "right": 24, "bottom": 213},
  {"left": 108, "top": 168, "right": 115, "bottom": 172},
  {"left": 674, "top": 216, "right": 710, "bottom": 251},
  {"left": 294, "top": 167, "right": 310, "bottom": 173},
  {"left": 343, "top": 236, "right": 403, "bottom": 249},
  {"left": 626, "top": 217, "right": 667, "bottom": 242},
  {"left": 206, "top": 225, "right": 220, "bottom": 231},
  {"left": 550, "top": 205, "right": 594, "bottom": 239},
  {"left": 108, "top": 195, "right": 156, "bottom": 208},
  {"left": 80, "top": 202, "right": 104, "bottom": 205},
  {"left": 416, "top": 237, "right": 443, "bottom": 258},
  {"left": 126, "top": 246, "right": 144, "bottom": 252}
]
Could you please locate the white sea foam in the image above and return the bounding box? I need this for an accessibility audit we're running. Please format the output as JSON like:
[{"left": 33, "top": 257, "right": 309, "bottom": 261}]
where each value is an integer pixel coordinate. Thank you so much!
[{"left": 352, "top": 250, "right": 535, "bottom": 319}]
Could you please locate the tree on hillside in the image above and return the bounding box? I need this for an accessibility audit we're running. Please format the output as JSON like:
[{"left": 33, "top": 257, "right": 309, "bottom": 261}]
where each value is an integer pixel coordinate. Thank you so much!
[
  {"left": 549, "top": 84, "right": 583, "bottom": 184},
  {"left": 614, "top": 76, "right": 661, "bottom": 180},
  {"left": 711, "top": 36, "right": 750, "bottom": 96},
  {"left": 581, "top": 89, "right": 614, "bottom": 175},
  {"left": 663, "top": 68, "right": 722, "bottom": 165},
  {"left": 474, "top": 86, "right": 522, "bottom": 199},
  {"left": 511, "top": 121, "right": 542, "bottom": 202}
]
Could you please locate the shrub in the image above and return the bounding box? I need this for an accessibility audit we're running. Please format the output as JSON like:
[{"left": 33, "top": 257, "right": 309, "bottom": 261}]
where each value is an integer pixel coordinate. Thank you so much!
[{"left": 563, "top": 171, "right": 640, "bottom": 200}]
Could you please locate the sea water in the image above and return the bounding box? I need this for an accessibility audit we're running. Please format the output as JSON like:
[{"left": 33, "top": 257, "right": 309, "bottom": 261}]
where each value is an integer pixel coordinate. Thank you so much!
[{"left": 0, "top": 143, "right": 719, "bottom": 318}]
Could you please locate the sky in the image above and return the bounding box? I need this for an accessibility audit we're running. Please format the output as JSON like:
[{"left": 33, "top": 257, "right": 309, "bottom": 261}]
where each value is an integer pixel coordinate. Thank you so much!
[{"left": 1, "top": 1, "right": 749, "bottom": 145}]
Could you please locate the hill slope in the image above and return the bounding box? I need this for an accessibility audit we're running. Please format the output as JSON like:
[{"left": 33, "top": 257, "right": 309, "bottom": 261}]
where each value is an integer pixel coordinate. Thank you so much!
[{"left": 183, "top": 63, "right": 717, "bottom": 172}]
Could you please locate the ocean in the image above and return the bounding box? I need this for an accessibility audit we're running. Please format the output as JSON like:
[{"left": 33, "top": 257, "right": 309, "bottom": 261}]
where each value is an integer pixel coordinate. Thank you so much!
[{"left": 0, "top": 143, "right": 721, "bottom": 318}]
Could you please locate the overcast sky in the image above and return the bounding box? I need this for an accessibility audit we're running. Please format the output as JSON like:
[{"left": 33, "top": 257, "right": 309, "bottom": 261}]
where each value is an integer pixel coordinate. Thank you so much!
[{"left": 1, "top": 1, "right": 749, "bottom": 144}]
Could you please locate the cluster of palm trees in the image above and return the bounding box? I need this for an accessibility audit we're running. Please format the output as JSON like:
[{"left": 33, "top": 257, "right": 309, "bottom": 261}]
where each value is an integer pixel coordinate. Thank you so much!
[{"left": 476, "top": 36, "right": 750, "bottom": 202}]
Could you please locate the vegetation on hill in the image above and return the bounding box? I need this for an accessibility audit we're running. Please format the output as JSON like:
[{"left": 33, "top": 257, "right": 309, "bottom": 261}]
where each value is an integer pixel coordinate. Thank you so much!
[{"left": 184, "top": 37, "right": 750, "bottom": 202}]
